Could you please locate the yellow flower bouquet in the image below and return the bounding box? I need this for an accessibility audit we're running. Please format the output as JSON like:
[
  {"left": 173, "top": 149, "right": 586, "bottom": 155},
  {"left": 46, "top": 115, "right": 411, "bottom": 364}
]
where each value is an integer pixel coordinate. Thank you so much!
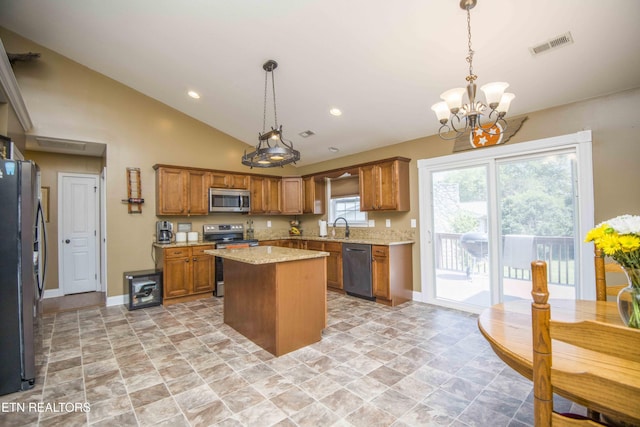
[{"left": 585, "top": 214, "right": 640, "bottom": 328}]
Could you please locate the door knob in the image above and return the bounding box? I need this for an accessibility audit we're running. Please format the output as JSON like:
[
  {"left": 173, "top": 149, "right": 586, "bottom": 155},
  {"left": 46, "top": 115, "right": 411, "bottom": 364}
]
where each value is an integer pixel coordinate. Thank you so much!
[{"left": 65, "top": 239, "right": 70, "bottom": 244}]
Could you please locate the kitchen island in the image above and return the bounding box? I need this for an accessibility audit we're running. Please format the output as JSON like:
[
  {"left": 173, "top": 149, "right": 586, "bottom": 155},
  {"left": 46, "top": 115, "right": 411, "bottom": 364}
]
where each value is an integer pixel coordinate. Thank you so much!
[{"left": 204, "top": 246, "right": 329, "bottom": 356}]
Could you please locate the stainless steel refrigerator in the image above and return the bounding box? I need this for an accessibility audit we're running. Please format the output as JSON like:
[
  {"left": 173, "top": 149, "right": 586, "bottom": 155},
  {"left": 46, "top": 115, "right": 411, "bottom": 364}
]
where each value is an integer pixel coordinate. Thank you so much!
[{"left": 0, "top": 159, "right": 46, "bottom": 395}]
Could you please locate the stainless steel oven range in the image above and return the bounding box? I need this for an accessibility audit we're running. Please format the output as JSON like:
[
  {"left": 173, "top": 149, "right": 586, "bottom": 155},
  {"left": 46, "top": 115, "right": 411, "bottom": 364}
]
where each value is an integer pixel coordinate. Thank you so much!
[{"left": 203, "top": 223, "right": 259, "bottom": 297}]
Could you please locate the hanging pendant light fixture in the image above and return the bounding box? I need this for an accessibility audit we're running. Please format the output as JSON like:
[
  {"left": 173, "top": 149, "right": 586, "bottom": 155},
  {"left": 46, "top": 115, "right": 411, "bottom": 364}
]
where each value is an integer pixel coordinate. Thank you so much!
[
  {"left": 242, "top": 60, "right": 300, "bottom": 168},
  {"left": 431, "top": 0, "right": 515, "bottom": 140}
]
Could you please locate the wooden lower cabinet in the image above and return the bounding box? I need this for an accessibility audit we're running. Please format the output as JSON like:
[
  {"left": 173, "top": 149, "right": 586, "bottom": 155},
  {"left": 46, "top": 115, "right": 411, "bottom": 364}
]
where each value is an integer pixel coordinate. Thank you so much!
[
  {"left": 325, "top": 242, "right": 343, "bottom": 291},
  {"left": 155, "top": 244, "right": 215, "bottom": 305},
  {"left": 372, "top": 244, "right": 413, "bottom": 306}
]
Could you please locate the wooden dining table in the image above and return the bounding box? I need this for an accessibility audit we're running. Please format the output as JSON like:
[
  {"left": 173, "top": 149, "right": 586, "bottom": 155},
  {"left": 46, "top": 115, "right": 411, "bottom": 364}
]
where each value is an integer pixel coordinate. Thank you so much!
[{"left": 478, "top": 299, "right": 640, "bottom": 424}]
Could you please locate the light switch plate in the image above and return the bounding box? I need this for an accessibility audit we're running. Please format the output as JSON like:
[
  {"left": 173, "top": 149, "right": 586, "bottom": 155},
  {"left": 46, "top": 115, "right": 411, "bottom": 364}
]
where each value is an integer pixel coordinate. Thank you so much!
[
  {"left": 385, "top": 219, "right": 391, "bottom": 228},
  {"left": 267, "top": 220, "right": 272, "bottom": 228},
  {"left": 368, "top": 219, "right": 375, "bottom": 227},
  {"left": 411, "top": 219, "right": 417, "bottom": 228}
]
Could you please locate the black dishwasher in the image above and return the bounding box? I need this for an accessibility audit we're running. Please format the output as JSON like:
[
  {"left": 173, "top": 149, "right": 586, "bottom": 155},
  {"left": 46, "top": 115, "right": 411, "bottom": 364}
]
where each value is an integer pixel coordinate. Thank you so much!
[{"left": 342, "top": 243, "right": 374, "bottom": 300}]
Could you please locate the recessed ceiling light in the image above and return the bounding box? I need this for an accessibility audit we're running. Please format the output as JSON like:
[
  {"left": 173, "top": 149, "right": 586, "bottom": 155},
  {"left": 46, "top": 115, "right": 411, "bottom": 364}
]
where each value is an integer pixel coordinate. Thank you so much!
[
  {"left": 328, "top": 147, "right": 339, "bottom": 153},
  {"left": 187, "top": 90, "right": 200, "bottom": 99},
  {"left": 329, "top": 108, "right": 342, "bottom": 116}
]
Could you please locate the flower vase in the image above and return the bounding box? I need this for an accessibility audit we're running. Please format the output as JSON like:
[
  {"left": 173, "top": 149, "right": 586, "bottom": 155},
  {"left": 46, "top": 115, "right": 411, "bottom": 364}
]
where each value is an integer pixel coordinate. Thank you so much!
[{"left": 617, "top": 267, "right": 640, "bottom": 329}]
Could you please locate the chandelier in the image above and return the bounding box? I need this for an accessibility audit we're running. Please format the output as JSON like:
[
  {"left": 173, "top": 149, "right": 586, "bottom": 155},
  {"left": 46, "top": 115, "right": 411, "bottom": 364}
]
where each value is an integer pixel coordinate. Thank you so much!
[
  {"left": 431, "top": 0, "right": 515, "bottom": 140},
  {"left": 242, "top": 59, "right": 300, "bottom": 168}
]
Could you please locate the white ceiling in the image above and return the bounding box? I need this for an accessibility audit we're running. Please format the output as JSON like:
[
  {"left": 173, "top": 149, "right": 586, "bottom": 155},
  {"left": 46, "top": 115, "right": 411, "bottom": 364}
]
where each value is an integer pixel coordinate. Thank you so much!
[{"left": 1, "top": 0, "right": 639, "bottom": 166}]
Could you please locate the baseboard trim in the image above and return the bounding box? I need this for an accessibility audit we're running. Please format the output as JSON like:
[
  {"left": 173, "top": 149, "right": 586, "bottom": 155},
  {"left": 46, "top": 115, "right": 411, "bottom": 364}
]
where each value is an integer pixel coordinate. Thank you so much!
[
  {"left": 106, "top": 294, "right": 128, "bottom": 307},
  {"left": 43, "top": 288, "right": 64, "bottom": 299}
]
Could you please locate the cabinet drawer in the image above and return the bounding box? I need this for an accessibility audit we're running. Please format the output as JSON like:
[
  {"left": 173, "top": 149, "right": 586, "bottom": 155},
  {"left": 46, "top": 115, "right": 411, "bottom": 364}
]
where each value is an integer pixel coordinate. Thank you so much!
[
  {"left": 324, "top": 242, "right": 341, "bottom": 252},
  {"left": 165, "top": 247, "right": 190, "bottom": 259},
  {"left": 306, "top": 241, "right": 324, "bottom": 251},
  {"left": 191, "top": 245, "right": 214, "bottom": 256},
  {"left": 372, "top": 246, "right": 389, "bottom": 257}
]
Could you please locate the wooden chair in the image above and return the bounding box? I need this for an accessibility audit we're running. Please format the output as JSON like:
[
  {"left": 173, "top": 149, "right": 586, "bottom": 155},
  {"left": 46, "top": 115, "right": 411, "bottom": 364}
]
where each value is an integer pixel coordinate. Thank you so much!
[
  {"left": 594, "top": 247, "right": 626, "bottom": 301},
  {"left": 531, "top": 260, "right": 640, "bottom": 426}
]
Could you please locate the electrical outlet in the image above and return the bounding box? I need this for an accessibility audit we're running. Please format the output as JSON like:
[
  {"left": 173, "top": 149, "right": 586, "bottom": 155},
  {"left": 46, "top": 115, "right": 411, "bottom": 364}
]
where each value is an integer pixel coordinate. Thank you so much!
[
  {"left": 267, "top": 220, "right": 272, "bottom": 228},
  {"left": 411, "top": 219, "right": 417, "bottom": 228},
  {"left": 368, "top": 219, "right": 375, "bottom": 227},
  {"left": 385, "top": 219, "right": 391, "bottom": 228}
]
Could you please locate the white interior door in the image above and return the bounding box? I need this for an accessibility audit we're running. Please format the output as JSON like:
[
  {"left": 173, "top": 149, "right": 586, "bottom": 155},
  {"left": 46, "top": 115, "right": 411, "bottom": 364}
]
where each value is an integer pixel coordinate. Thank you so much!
[{"left": 59, "top": 173, "right": 99, "bottom": 295}]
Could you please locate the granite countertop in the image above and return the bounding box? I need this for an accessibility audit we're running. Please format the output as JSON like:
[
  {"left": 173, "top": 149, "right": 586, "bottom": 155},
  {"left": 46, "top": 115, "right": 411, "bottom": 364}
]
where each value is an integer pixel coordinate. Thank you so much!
[
  {"left": 204, "top": 246, "right": 329, "bottom": 265},
  {"left": 153, "top": 241, "right": 213, "bottom": 249},
  {"left": 268, "top": 236, "right": 415, "bottom": 246}
]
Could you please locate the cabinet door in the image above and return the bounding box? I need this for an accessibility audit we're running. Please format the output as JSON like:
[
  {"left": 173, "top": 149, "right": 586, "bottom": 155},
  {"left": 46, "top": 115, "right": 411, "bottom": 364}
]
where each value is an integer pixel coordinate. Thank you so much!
[
  {"left": 265, "top": 177, "right": 281, "bottom": 213},
  {"left": 156, "top": 167, "right": 186, "bottom": 215},
  {"left": 192, "top": 254, "right": 214, "bottom": 293},
  {"left": 376, "top": 162, "right": 397, "bottom": 210},
  {"left": 358, "top": 164, "right": 377, "bottom": 211},
  {"left": 164, "top": 256, "right": 191, "bottom": 298},
  {"left": 186, "top": 170, "right": 209, "bottom": 215},
  {"left": 281, "top": 177, "right": 303, "bottom": 215},
  {"left": 250, "top": 177, "right": 266, "bottom": 213},
  {"left": 372, "top": 246, "right": 390, "bottom": 299},
  {"left": 325, "top": 242, "right": 343, "bottom": 290},
  {"left": 209, "top": 172, "right": 229, "bottom": 188},
  {"left": 303, "top": 177, "right": 326, "bottom": 214},
  {"left": 228, "top": 174, "right": 249, "bottom": 189}
]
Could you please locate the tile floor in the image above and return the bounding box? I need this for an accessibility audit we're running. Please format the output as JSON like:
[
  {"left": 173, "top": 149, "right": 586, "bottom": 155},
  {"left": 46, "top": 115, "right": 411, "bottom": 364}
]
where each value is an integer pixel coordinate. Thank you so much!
[{"left": 0, "top": 292, "right": 585, "bottom": 427}]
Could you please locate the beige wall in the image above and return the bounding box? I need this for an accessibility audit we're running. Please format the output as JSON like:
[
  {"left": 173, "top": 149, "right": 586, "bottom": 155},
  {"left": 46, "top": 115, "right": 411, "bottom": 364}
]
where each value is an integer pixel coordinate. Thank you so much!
[{"left": 3, "top": 26, "right": 639, "bottom": 299}]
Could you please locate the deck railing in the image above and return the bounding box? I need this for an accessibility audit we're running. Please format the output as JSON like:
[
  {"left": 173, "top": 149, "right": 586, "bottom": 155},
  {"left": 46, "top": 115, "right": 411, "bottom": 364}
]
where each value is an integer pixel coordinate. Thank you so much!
[{"left": 435, "top": 233, "right": 575, "bottom": 285}]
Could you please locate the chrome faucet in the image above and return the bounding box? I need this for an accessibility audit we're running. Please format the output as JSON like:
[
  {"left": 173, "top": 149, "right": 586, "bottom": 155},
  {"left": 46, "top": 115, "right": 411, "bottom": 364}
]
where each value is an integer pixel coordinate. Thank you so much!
[{"left": 333, "top": 217, "right": 350, "bottom": 239}]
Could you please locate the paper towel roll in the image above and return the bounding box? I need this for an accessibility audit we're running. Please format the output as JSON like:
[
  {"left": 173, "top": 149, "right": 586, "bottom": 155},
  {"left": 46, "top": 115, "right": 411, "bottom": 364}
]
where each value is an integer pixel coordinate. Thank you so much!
[
  {"left": 175, "top": 232, "right": 187, "bottom": 243},
  {"left": 319, "top": 220, "right": 328, "bottom": 237}
]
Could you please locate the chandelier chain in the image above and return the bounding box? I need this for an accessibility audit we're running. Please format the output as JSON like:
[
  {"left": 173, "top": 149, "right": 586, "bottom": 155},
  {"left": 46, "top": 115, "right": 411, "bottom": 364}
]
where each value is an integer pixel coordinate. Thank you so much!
[
  {"left": 465, "top": 6, "right": 477, "bottom": 82},
  {"left": 271, "top": 68, "right": 278, "bottom": 128},
  {"left": 262, "top": 69, "right": 268, "bottom": 134}
]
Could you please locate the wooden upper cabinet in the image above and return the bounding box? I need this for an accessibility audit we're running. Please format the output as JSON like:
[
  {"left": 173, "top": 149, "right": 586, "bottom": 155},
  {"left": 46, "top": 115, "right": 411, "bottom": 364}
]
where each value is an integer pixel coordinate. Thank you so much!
[
  {"left": 186, "top": 169, "right": 209, "bottom": 215},
  {"left": 210, "top": 172, "right": 249, "bottom": 189},
  {"left": 265, "top": 177, "right": 281, "bottom": 214},
  {"left": 250, "top": 176, "right": 266, "bottom": 213},
  {"left": 303, "top": 176, "right": 326, "bottom": 214},
  {"left": 359, "top": 158, "right": 410, "bottom": 212},
  {"left": 154, "top": 166, "right": 209, "bottom": 216},
  {"left": 281, "top": 177, "right": 303, "bottom": 215},
  {"left": 156, "top": 167, "right": 186, "bottom": 215}
]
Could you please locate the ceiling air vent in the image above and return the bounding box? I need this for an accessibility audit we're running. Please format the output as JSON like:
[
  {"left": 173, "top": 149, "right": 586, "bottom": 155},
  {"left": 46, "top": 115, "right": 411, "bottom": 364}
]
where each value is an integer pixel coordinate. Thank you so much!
[
  {"left": 298, "top": 130, "right": 315, "bottom": 138},
  {"left": 529, "top": 32, "right": 573, "bottom": 56}
]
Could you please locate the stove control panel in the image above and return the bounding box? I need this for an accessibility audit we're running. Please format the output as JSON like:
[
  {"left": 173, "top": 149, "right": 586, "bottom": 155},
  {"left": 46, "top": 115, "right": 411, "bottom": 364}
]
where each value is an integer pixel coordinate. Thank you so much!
[{"left": 203, "top": 223, "right": 244, "bottom": 234}]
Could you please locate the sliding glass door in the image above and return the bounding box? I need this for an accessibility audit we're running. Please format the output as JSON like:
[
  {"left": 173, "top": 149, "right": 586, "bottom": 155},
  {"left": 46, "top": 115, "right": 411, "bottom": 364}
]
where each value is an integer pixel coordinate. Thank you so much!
[{"left": 418, "top": 132, "right": 594, "bottom": 312}]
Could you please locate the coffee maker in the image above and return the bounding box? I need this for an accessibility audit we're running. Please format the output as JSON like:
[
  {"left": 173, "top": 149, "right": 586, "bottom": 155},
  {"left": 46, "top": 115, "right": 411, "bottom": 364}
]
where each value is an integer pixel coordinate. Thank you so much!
[{"left": 156, "top": 221, "right": 173, "bottom": 244}]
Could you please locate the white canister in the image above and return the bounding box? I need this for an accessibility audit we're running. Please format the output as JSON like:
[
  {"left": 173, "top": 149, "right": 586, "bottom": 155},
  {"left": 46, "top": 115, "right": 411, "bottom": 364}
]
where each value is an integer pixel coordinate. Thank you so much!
[
  {"left": 175, "top": 232, "right": 187, "bottom": 243},
  {"left": 187, "top": 231, "right": 199, "bottom": 242}
]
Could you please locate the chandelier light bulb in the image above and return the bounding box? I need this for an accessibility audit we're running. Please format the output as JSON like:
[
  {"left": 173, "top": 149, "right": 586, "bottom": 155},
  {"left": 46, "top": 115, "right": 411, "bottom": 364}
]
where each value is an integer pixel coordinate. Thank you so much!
[
  {"left": 496, "top": 93, "right": 515, "bottom": 114},
  {"left": 431, "top": 102, "right": 451, "bottom": 123},
  {"left": 480, "top": 82, "right": 509, "bottom": 109},
  {"left": 440, "top": 88, "right": 466, "bottom": 113}
]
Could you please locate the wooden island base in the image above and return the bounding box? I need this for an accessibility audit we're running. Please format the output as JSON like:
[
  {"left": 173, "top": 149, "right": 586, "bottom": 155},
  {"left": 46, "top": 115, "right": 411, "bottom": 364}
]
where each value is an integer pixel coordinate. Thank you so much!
[{"left": 223, "top": 257, "right": 327, "bottom": 356}]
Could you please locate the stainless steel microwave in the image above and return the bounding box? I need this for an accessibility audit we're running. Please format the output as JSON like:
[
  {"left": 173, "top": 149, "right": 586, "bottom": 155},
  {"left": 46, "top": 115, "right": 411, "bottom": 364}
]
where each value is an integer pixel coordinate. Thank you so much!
[{"left": 209, "top": 188, "right": 251, "bottom": 213}]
